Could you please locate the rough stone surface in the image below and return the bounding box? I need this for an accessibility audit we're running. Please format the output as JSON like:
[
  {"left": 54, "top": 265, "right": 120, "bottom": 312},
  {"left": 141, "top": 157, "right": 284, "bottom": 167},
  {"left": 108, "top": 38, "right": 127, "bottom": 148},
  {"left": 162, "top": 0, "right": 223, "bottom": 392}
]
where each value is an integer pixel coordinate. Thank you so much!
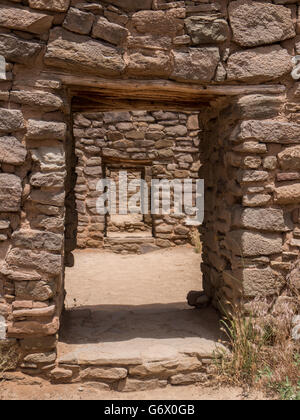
[
  {"left": 233, "top": 207, "right": 292, "bottom": 232},
  {"left": 185, "top": 17, "right": 229, "bottom": 44},
  {"left": 10, "top": 91, "right": 63, "bottom": 111},
  {"left": 29, "top": 0, "right": 70, "bottom": 13},
  {"left": 235, "top": 267, "right": 284, "bottom": 298},
  {"left": 12, "top": 230, "right": 63, "bottom": 252},
  {"left": 6, "top": 249, "right": 62, "bottom": 276},
  {"left": 45, "top": 28, "right": 125, "bottom": 77},
  {"left": 227, "top": 46, "right": 292, "bottom": 83},
  {"left": 278, "top": 146, "right": 300, "bottom": 170},
  {"left": 132, "top": 10, "right": 183, "bottom": 37},
  {"left": 80, "top": 367, "right": 127, "bottom": 382},
  {"left": 26, "top": 120, "right": 67, "bottom": 141},
  {"left": 0, "top": 175, "right": 22, "bottom": 212},
  {"left": 0, "top": 34, "right": 42, "bottom": 64},
  {"left": 92, "top": 17, "right": 128, "bottom": 45},
  {"left": 63, "top": 8, "right": 94, "bottom": 35},
  {"left": 0, "top": 109, "right": 25, "bottom": 134},
  {"left": 0, "top": 137, "right": 27, "bottom": 166},
  {"left": 226, "top": 230, "right": 283, "bottom": 257},
  {"left": 229, "top": 0, "right": 295, "bottom": 47},
  {"left": 0, "top": 6, "right": 53, "bottom": 35},
  {"left": 235, "top": 120, "right": 300, "bottom": 144},
  {"left": 274, "top": 183, "right": 300, "bottom": 205},
  {"left": 171, "top": 48, "right": 220, "bottom": 82}
]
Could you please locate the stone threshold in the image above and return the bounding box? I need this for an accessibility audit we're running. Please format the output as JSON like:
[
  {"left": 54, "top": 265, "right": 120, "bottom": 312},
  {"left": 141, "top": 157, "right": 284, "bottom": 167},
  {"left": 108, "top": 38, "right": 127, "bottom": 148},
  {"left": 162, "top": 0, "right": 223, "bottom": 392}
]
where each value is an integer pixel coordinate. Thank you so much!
[{"left": 55, "top": 339, "right": 226, "bottom": 392}]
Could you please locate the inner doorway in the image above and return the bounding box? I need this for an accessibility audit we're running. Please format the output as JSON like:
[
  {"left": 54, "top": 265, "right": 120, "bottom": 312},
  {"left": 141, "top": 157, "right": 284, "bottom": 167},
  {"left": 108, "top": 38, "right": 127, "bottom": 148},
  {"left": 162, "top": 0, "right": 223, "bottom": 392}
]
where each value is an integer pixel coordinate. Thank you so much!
[{"left": 59, "top": 99, "right": 224, "bottom": 389}]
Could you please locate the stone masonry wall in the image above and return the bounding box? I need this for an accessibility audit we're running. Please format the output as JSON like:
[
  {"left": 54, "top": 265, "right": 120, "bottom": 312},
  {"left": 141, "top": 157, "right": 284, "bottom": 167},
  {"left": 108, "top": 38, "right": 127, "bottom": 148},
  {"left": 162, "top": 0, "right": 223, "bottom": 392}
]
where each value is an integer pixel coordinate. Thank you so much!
[
  {"left": 0, "top": 0, "right": 299, "bottom": 381},
  {"left": 72, "top": 110, "right": 201, "bottom": 250},
  {"left": 200, "top": 94, "right": 300, "bottom": 315}
]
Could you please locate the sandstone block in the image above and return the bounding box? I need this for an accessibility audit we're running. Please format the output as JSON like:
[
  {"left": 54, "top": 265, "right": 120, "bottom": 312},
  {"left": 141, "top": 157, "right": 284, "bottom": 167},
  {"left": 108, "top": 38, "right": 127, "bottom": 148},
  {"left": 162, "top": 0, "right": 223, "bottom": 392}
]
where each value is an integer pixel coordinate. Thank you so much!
[
  {"left": 7, "top": 318, "right": 59, "bottom": 338},
  {"left": 0, "top": 6, "right": 53, "bottom": 34},
  {"left": 50, "top": 367, "right": 73, "bottom": 380},
  {"left": 233, "top": 142, "right": 267, "bottom": 154},
  {"left": 26, "top": 120, "right": 67, "bottom": 141},
  {"left": 232, "top": 267, "right": 284, "bottom": 298},
  {"left": 235, "top": 120, "right": 300, "bottom": 144},
  {"left": 171, "top": 48, "right": 220, "bottom": 82},
  {"left": 239, "top": 170, "right": 269, "bottom": 183},
  {"left": 21, "top": 336, "right": 57, "bottom": 351},
  {"left": 185, "top": 17, "right": 229, "bottom": 44},
  {"left": 29, "top": 0, "right": 70, "bottom": 12},
  {"left": 80, "top": 367, "right": 127, "bottom": 382},
  {"left": 92, "top": 17, "right": 128, "bottom": 45},
  {"left": 233, "top": 207, "right": 292, "bottom": 232},
  {"left": 6, "top": 248, "right": 62, "bottom": 275},
  {"left": 45, "top": 28, "right": 125, "bottom": 77},
  {"left": 10, "top": 91, "right": 63, "bottom": 111},
  {"left": 0, "top": 174, "right": 22, "bottom": 212},
  {"left": 13, "top": 305, "right": 56, "bottom": 319},
  {"left": 12, "top": 229, "right": 63, "bottom": 252},
  {"left": 30, "top": 172, "right": 65, "bottom": 189},
  {"left": 274, "top": 183, "right": 300, "bottom": 205},
  {"left": 0, "top": 34, "right": 42, "bottom": 64},
  {"left": 235, "top": 95, "right": 283, "bottom": 119},
  {"left": 278, "top": 146, "right": 300, "bottom": 170},
  {"left": 15, "top": 281, "right": 54, "bottom": 302},
  {"left": 24, "top": 352, "right": 56, "bottom": 364},
  {"left": 102, "top": 1, "right": 152, "bottom": 13},
  {"left": 132, "top": 10, "right": 182, "bottom": 36},
  {"left": 129, "top": 357, "right": 202, "bottom": 379},
  {"left": 226, "top": 230, "right": 283, "bottom": 257},
  {"left": 229, "top": 0, "right": 295, "bottom": 47},
  {"left": 0, "top": 137, "right": 27, "bottom": 166},
  {"left": 0, "top": 109, "right": 25, "bottom": 134},
  {"left": 227, "top": 46, "right": 292, "bottom": 83},
  {"left": 29, "top": 190, "right": 65, "bottom": 207},
  {"left": 243, "top": 193, "right": 271, "bottom": 207},
  {"left": 170, "top": 372, "right": 207, "bottom": 385},
  {"left": 63, "top": 7, "right": 94, "bottom": 35},
  {"left": 126, "top": 47, "right": 172, "bottom": 78},
  {"left": 31, "top": 146, "right": 65, "bottom": 172}
]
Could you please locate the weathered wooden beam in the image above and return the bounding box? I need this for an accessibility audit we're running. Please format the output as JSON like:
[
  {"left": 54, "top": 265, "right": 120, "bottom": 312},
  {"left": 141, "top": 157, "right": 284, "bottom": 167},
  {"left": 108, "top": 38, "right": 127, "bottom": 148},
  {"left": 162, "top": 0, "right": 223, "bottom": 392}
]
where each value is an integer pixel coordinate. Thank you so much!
[{"left": 42, "top": 72, "right": 286, "bottom": 100}]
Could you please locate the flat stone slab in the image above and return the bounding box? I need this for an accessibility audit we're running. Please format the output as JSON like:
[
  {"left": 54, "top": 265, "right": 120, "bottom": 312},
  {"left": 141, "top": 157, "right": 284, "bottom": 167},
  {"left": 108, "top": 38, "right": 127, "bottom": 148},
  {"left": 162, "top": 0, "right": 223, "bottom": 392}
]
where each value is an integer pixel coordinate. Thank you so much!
[{"left": 58, "top": 305, "right": 225, "bottom": 367}]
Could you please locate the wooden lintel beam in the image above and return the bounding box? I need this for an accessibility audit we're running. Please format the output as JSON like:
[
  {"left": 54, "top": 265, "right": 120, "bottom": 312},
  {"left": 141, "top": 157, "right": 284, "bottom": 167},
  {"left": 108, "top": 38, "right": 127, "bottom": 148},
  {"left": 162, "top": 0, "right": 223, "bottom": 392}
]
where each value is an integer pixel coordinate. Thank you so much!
[{"left": 41, "top": 71, "right": 286, "bottom": 98}]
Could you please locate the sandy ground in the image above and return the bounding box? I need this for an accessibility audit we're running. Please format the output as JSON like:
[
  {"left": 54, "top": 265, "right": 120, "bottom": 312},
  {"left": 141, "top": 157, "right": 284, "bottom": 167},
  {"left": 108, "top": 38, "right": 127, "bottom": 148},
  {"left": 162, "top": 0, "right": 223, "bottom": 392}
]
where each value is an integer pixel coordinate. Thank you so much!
[
  {"left": 0, "top": 380, "right": 264, "bottom": 400},
  {"left": 64, "top": 245, "right": 202, "bottom": 307}
]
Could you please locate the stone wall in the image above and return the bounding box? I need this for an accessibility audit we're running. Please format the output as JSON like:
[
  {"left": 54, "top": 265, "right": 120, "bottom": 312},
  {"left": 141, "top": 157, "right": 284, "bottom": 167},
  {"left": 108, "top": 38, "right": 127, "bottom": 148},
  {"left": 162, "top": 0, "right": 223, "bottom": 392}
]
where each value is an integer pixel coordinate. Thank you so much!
[
  {"left": 72, "top": 110, "right": 201, "bottom": 250},
  {"left": 0, "top": 0, "right": 299, "bottom": 381},
  {"left": 199, "top": 94, "right": 300, "bottom": 313}
]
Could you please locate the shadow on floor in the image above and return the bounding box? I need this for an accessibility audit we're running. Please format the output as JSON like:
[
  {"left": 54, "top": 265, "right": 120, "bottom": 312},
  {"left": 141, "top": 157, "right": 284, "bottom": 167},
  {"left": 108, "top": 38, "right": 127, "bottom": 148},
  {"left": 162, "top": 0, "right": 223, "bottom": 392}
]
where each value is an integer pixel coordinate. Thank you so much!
[{"left": 59, "top": 302, "right": 222, "bottom": 346}]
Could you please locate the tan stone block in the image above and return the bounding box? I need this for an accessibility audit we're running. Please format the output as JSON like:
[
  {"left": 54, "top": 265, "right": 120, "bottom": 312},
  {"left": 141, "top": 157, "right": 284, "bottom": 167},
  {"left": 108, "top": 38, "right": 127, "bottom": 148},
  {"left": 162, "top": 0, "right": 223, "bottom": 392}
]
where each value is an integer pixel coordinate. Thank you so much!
[
  {"left": 229, "top": 0, "right": 295, "bottom": 47},
  {"left": 0, "top": 5, "right": 53, "bottom": 34}
]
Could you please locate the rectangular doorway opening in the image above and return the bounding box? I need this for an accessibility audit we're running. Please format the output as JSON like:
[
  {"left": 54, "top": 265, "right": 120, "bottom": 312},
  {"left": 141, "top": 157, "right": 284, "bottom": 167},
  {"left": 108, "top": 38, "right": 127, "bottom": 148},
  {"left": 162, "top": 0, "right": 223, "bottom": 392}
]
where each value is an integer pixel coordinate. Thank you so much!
[
  {"left": 60, "top": 99, "right": 224, "bottom": 389},
  {"left": 103, "top": 161, "right": 155, "bottom": 253}
]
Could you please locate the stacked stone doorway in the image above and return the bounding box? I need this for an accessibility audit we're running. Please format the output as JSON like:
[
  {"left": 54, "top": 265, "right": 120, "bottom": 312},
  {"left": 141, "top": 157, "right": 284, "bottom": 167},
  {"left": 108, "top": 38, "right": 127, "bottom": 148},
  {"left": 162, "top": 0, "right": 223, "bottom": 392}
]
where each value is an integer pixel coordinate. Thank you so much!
[{"left": 68, "top": 107, "right": 203, "bottom": 255}]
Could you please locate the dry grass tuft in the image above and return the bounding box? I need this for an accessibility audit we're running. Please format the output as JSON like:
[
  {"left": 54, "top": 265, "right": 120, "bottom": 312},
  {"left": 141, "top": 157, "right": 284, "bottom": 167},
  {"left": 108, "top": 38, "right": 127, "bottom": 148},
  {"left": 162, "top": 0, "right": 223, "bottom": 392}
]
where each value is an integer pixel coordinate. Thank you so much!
[
  {"left": 190, "top": 227, "right": 202, "bottom": 254},
  {"left": 215, "top": 297, "right": 300, "bottom": 400},
  {"left": 0, "top": 341, "right": 19, "bottom": 380}
]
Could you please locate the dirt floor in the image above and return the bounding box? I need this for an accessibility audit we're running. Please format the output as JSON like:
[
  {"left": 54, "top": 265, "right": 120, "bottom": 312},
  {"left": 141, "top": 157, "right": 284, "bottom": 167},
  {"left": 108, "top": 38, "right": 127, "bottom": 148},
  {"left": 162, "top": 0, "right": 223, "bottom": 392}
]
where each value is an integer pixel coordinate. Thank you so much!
[
  {"left": 0, "top": 380, "right": 264, "bottom": 400},
  {"left": 64, "top": 245, "right": 202, "bottom": 308}
]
